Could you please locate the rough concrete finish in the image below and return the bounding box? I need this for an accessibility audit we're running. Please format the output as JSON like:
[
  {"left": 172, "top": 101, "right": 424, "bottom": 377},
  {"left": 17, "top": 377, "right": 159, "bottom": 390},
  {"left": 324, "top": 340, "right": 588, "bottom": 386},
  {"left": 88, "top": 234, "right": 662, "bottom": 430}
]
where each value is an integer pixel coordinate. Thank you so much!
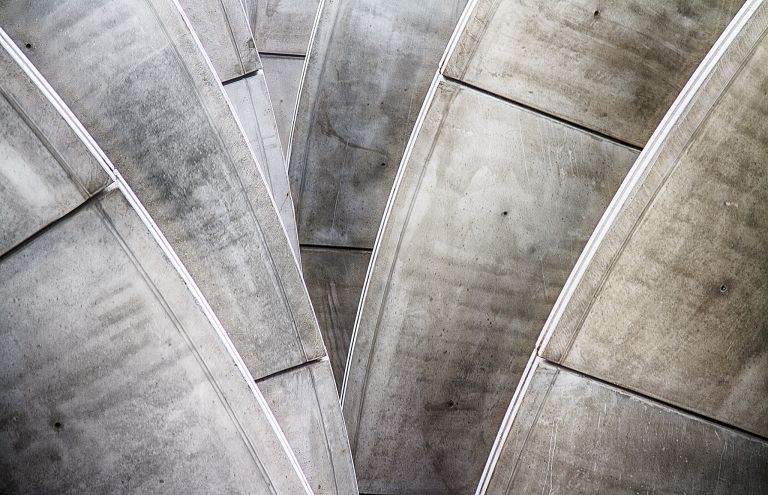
[
  {"left": 445, "top": 0, "right": 744, "bottom": 147},
  {"left": 342, "top": 79, "right": 637, "bottom": 494},
  {"left": 259, "top": 359, "right": 358, "bottom": 494},
  {"left": 179, "top": 0, "right": 259, "bottom": 81},
  {"left": 302, "top": 246, "right": 371, "bottom": 389},
  {"left": 246, "top": 0, "right": 319, "bottom": 55},
  {"left": 0, "top": 46, "right": 109, "bottom": 256},
  {"left": 261, "top": 54, "right": 305, "bottom": 150},
  {"left": 541, "top": 1, "right": 768, "bottom": 438},
  {"left": 0, "top": 1, "right": 357, "bottom": 490},
  {"left": 225, "top": 74, "right": 299, "bottom": 258},
  {"left": 290, "top": 0, "right": 469, "bottom": 248},
  {"left": 484, "top": 360, "right": 768, "bottom": 494},
  {"left": 0, "top": 191, "right": 310, "bottom": 494}
]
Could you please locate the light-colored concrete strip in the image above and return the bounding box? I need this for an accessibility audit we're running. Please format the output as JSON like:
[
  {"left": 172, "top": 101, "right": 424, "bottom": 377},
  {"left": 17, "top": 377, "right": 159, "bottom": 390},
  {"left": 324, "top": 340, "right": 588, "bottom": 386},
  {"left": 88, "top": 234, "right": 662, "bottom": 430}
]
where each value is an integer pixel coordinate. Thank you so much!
[
  {"left": 261, "top": 53, "right": 305, "bottom": 149},
  {"left": 246, "top": 0, "right": 320, "bottom": 56},
  {"left": 541, "top": 0, "right": 768, "bottom": 438}
]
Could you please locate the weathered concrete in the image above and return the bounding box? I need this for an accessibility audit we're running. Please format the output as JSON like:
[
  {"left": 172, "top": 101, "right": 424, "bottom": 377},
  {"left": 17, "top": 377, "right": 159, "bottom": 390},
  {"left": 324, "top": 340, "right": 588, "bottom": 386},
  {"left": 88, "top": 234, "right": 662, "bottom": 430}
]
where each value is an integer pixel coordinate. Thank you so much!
[
  {"left": 179, "top": 0, "right": 299, "bottom": 258},
  {"left": 261, "top": 53, "right": 305, "bottom": 149},
  {"left": 246, "top": 0, "right": 319, "bottom": 55},
  {"left": 541, "top": 0, "right": 768, "bottom": 438},
  {"left": 445, "top": 0, "right": 744, "bottom": 147},
  {"left": 482, "top": 360, "right": 768, "bottom": 494},
  {"left": 0, "top": 190, "right": 311, "bottom": 494},
  {"left": 259, "top": 359, "right": 358, "bottom": 494},
  {"left": 0, "top": 1, "right": 356, "bottom": 492},
  {"left": 302, "top": 246, "right": 371, "bottom": 389},
  {"left": 342, "top": 0, "right": 745, "bottom": 493},
  {"left": 0, "top": 46, "right": 109, "bottom": 256},
  {"left": 290, "top": 0, "right": 468, "bottom": 248}
]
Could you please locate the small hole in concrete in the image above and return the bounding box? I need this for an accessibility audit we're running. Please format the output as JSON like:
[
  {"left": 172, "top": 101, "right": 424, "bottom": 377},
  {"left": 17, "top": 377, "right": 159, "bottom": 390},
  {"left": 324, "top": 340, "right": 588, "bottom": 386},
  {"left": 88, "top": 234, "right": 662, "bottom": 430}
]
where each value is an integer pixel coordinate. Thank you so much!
[
  {"left": 53, "top": 421, "right": 62, "bottom": 429},
  {"left": 502, "top": 211, "right": 508, "bottom": 216},
  {"left": 720, "top": 285, "right": 728, "bottom": 293},
  {"left": 380, "top": 162, "right": 386, "bottom": 167},
  {"left": 447, "top": 400, "right": 455, "bottom": 408},
  {"left": 593, "top": 10, "right": 600, "bottom": 17},
  {"left": 25, "top": 43, "right": 32, "bottom": 49}
]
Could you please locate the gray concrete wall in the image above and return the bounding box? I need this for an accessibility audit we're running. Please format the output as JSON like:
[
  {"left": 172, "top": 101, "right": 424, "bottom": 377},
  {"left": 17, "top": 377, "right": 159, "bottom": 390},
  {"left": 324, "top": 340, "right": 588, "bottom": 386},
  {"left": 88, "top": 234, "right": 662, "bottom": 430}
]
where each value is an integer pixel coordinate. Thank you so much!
[
  {"left": 289, "top": 0, "right": 469, "bottom": 402},
  {"left": 0, "top": 1, "right": 357, "bottom": 493},
  {"left": 342, "top": 0, "right": 747, "bottom": 493}
]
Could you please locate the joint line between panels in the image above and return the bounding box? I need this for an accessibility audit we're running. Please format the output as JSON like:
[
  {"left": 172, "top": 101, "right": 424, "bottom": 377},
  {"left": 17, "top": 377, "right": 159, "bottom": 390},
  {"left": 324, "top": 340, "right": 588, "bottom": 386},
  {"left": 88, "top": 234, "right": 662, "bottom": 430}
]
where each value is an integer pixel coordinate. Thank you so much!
[{"left": 255, "top": 356, "right": 330, "bottom": 383}]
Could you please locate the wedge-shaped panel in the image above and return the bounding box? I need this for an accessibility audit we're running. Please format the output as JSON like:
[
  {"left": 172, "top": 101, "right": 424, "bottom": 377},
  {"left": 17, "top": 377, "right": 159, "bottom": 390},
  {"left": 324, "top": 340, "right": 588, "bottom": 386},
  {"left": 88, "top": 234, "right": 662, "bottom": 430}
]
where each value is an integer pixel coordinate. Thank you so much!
[
  {"left": 246, "top": 0, "right": 320, "bottom": 55},
  {"left": 0, "top": 191, "right": 309, "bottom": 494},
  {"left": 0, "top": 46, "right": 109, "bottom": 255},
  {"left": 259, "top": 359, "right": 358, "bottom": 494},
  {"left": 0, "top": 0, "right": 322, "bottom": 380},
  {"left": 290, "top": 0, "right": 469, "bottom": 248},
  {"left": 261, "top": 54, "right": 304, "bottom": 149},
  {"left": 342, "top": 79, "right": 637, "bottom": 494},
  {"left": 302, "top": 246, "right": 371, "bottom": 388},
  {"left": 445, "top": 0, "right": 744, "bottom": 146},
  {"left": 542, "top": 0, "right": 768, "bottom": 437},
  {"left": 484, "top": 361, "right": 768, "bottom": 494}
]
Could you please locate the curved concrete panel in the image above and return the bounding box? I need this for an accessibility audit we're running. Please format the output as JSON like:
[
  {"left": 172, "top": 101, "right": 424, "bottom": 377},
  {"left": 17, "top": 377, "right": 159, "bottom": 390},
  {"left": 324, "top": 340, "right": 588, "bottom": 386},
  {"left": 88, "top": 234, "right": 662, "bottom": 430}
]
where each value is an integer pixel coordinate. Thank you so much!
[
  {"left": 179, "top": 0, "right": 299, "bottom": 258},
  {"left": 246, "top": 0, "right": 319, "bottom": 55},
  {"left": 290, "top": 0, "right": 468, "bottom": 398},
  {"left": 540, "top": 0, "right": 768, "bottom": 437},
  {"left": 343, "top": 0, "right": 744, "bottom": 492},
  {"left": 0, "top": 1, "right": 356, "bottom": 493}
]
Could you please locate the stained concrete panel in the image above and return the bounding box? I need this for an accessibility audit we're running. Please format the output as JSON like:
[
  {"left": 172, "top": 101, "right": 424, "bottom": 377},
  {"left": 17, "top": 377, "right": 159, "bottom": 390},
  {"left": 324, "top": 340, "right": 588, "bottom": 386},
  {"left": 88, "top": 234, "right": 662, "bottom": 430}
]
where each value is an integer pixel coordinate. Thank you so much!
[
  {"left": 483, "top": 360, "right": 768, "bottom": 494},
  {"left": 342, "top": 79, "right": 637, "bottom": 494},
  {"left": 0, "top": 0, "right": 322, "bottom": 380},
  {"left": 542, "top": 1, "right": 768, "bottom": 438},
  {"left": 261, "top": 54, "right": 304, "bottom": 150},
  {"left": 290, "top": 0, "right": 469, "bottom": 248},
  {"left": 178, "top": 0, "right": 259, "bottom": 81},
  {"left": 302, "top": 246, "right": 371, "bottom": 389},
  {"left": 0, "top": 191, "right": 309, "bottom": 494},
  {"left": 246, "top": 0, "right": 319, "bottom": 55},
  {"left": 259, "top": 359, "right": 358, "bottom": 494},
  {"left": 445, "top": 0, "right": 744, "bottom": 147},
  {"left": 0, "top": 46, "right": 109, "bottom": 255}
]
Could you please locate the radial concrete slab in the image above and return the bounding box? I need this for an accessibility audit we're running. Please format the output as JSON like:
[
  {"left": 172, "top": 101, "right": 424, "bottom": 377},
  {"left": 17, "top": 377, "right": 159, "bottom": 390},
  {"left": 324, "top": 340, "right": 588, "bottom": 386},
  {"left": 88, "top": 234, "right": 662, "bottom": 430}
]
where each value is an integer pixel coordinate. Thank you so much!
[
  {"left": 342, "top": 0, "right": 745, "bottom": 493},
  {"left": 179, "top": 0, "right": 299, "bottom": 259},
  {"left": 541, "top": 0, "right": 768, "bottom": 438},
  {"left": 0, "top": 46, "right": 109, "bottom": 256},
  {"left": 261, "top": 53, "right": 305, "bottom": 148},
  {"left": 0, "top": 2, "right": 356, "bottom": 493},
  {"left": 482, "top": 360, "right": 768, "bottom": 494},
  {"left": 246, "top": 0, "right": 319, "bottom": 55},
  {"left": 0, "top": 188, "right": 311, "bottom": 494}
]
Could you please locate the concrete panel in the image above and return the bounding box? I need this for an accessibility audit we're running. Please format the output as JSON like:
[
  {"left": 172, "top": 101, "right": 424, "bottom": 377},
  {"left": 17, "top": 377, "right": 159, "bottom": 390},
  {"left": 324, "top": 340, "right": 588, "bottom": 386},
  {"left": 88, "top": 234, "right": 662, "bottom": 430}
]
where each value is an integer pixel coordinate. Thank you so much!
[
  {"left": 261, "top": 54, "right": 304, "bottom": 150},
  {"left": 483, "top": 360, "right": 768, "bottom": 494},
  {"left": 178, "top": 0, "right": 259, "bottom": 81},
  {"left": 542, "top": 1, "right": 768, "bottom": 437},
  {"left": 445, "top": 0, "right": 744, "bottom": 147},
  {"left": 245, "top": 0, "right": 320, "bottom": 55},
  {"left": 342, "top": 79, "right": 637, "bottom": 494},
  {"left": 302, "top": 247, "right": 370, "bottom": 389},
  {"left": 225, "top": 74, "right": 299, "bottom": 257},
  {"left": 0, "top": 191, "right": 309, "bottom": 494},
  {"left": 290, "top": 0, "right": 468, "bottom": 248},
  {"left": 259, "top": 359, "right": 358, "bottom": 494},
  {"left": 0, "top": 46, "right": 109, "bottom": 255},
  {"left": 0, "top": 0, "right": 322, "bottom": 380}
]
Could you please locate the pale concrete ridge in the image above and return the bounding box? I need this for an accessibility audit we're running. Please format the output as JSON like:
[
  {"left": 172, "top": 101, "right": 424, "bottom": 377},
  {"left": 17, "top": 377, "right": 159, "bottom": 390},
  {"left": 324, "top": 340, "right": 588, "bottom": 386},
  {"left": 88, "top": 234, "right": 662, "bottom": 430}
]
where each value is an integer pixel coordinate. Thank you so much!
[
  {"left": 0, "top": 0, "right": 356, "bottom": 493},
  {"left": 342, "top": 0, "right": 759, "bottom": 493},
  {"left": 291, "top": 0, "right": 469, "bottom": 389}
]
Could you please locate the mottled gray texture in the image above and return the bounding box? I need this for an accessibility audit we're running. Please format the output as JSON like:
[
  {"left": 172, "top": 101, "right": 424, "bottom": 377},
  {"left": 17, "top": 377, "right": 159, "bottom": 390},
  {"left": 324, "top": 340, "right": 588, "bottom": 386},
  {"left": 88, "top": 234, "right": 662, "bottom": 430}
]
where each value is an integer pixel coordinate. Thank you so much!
[
  {"left": 246, "top": 0, "right": 319, "bottom": 55},
  {"left": 485, "top": 361, "right": 768, "bottom": 494},
  {"left": 343, "top": 79, "right": 637, "bottom": 494},
  {"left": 261, "top": 54, "right": 304, "bottom": 150},
  {"left": 446, "top": 0, "right": 744, "bottom": 147},
  {"left": 302, "top": 246, "right": 370, "bottom": 389},
  {"left": 0, "top": 191, "right": 309, "bottom": 494},
  {"left": 0, "top": 46, "right": 109, "bottom": 256}
]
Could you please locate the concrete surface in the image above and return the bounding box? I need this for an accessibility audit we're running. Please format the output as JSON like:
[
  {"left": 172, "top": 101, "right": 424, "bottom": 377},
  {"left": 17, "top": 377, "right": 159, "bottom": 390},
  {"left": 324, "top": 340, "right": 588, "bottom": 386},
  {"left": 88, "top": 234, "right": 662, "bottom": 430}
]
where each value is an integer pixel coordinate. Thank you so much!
[
  {"left": 301, "top": 246, "right": 371, "bottom": 389},
  {"left": 246, "top": 0, "right": 319, "bottom": 55},
  {"left": 483, "top": 360, "right": 768, "bottom": 494},
  {"left": 179, "top": 0, "right": 300, "bottom": 259},
  {"left": 0, "top": 1, "right": 357, "bottom": 492},
  {"left": 541, "top": 0, "right": 768, "bottom": 438},
  {"left": 342, "top": 0, "right": 747, "bottom": 493},
  {"left": 261, "top": 53, "right": 305, "bottom": 149},
  {"left": 445, "top": 0, "right": 744, "bottom": 147},
  {"left": 0, "top": 190, "right": 310, "bottom": 494},
  {"left": 0, "top": 45, "right": 109, "bottom": 256}
]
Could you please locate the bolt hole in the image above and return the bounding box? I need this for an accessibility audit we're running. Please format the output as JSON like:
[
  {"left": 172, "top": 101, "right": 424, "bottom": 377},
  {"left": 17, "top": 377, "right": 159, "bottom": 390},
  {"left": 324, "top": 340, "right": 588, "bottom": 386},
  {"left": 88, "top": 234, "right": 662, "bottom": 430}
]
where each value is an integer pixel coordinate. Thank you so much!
[
  {"left": 53, "top": 421, "right": 62, "bottom": 429},
  {"left": 593, "top": 10, "right": 600, "bottom": 17},
  {"left": 25, "top": 43, "right": 32, "bottom": 49},
  {"left": 502, "top": 211, "right": 508, "bottom": 216},
  {"left": 720, "top": 285, "right": 728, "bottom": 293}
]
